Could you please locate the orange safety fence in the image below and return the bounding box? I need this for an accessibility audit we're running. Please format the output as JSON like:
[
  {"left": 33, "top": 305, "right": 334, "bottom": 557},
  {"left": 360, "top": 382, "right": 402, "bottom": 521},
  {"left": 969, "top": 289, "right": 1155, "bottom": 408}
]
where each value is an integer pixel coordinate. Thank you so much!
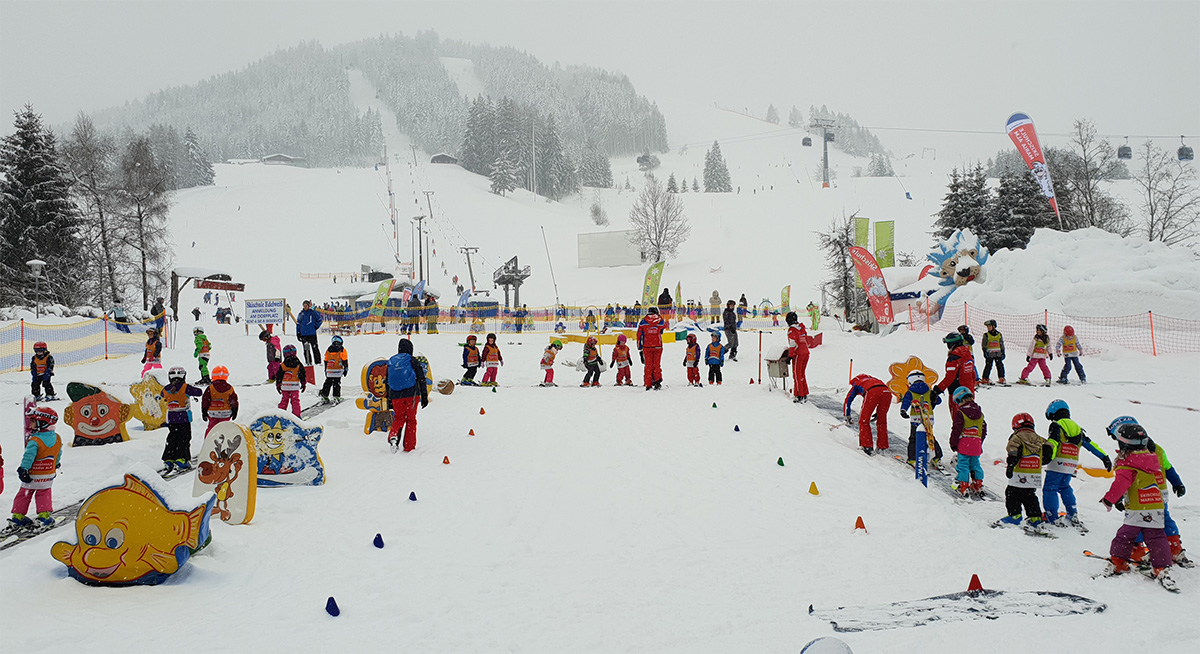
[
  {"left": 0, "top": 316, "right": 168, "bottom": 374},
  {"left": 906, "top": 302, "right": 1200, "bottom": 356}
]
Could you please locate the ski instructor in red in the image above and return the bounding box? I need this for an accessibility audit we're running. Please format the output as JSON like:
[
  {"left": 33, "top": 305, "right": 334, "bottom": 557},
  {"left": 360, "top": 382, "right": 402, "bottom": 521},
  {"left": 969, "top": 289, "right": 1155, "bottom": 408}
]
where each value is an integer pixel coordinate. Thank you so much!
[
  {"left": 844, "top": 373, "right": 891, "bottom": 455},
  {"left": 637, "top": 307, "right": 668, "bottom": 390},
  {"left": 786, "top": 311, "right": 810, "bottom": 403}
]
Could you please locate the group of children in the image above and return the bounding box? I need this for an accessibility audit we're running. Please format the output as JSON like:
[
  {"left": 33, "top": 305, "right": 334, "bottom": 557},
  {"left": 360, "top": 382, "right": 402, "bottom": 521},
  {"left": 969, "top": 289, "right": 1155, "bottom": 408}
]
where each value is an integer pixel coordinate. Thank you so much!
[{"left": 975, "top": 320, "right": 1087, "bottom": 386}]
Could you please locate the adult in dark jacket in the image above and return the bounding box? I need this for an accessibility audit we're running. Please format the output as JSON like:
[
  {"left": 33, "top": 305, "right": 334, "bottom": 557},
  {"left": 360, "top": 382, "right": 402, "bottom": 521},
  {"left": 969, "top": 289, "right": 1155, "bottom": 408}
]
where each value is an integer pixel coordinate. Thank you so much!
[
  {"left": 387, "top": 338, "right": 429, "bottom": 452},
  {"left": 722, "top": 300, "right": 740, "bottom": 361},
  {"left": 151, "top": 297, "right": 166, "bottom": 332},
  {"left": 295, "top": 300, "right": 324, "bottom": 366},
  {"left": 406, "top": 295, "right": 423, "bottom": 335},
  {"left": 657, "top": 288, "right": 673, "bottom": 320}
]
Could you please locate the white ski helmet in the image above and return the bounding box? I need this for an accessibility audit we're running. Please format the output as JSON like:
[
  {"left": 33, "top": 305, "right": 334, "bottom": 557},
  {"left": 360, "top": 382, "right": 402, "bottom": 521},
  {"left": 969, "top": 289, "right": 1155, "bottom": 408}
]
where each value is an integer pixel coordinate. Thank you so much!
[{"left": 167, "top": 366, "right": 187, "bottom": 381}]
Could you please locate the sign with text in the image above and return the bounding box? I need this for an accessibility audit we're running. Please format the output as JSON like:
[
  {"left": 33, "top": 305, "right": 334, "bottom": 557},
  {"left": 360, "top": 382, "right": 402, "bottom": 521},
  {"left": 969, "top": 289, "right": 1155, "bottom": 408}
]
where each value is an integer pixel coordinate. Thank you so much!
[
  {"left": 244, "top": 298, "right": 287, "bottom": 325},
  {"left": 194, "top": 279, "right": 245, "bottom": 291}
]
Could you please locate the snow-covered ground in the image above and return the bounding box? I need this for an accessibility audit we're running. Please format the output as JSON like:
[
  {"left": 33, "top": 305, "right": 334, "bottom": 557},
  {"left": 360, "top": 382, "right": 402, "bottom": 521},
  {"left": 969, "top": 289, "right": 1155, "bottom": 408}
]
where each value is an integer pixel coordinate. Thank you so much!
[{"left": 2, "top": 78, "right": 1199, "bottom": 652}]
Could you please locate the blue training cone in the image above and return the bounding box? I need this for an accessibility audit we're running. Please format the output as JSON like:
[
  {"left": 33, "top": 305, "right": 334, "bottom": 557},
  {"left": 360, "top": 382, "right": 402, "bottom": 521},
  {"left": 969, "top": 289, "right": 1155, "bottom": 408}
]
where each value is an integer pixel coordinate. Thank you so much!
[
  {"left": 409, "top": 491, "right": 418, "bottom": 501},
  {"left": 326, "top": 597, "right": 341, "bottom": 617},
  {"left": 373, "top": 533, "right": 384, "bottom": 548},
  {"left": 734, "top": 425, "right": 740, "bottom": 432}
]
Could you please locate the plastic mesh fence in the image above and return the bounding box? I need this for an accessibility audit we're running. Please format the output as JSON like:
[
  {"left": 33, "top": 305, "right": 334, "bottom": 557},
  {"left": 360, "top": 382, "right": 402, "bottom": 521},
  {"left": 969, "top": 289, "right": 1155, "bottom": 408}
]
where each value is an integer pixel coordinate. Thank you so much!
[{"left": 0, "top": 316, "right": 163, "bottom": 374}]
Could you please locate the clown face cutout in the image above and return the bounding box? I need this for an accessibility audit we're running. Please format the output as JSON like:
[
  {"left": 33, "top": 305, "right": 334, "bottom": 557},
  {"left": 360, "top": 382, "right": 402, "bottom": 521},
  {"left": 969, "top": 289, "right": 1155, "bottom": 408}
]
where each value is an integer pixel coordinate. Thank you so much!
[{"left": 64, "top": 382, "right": 133, "bottom": 447}]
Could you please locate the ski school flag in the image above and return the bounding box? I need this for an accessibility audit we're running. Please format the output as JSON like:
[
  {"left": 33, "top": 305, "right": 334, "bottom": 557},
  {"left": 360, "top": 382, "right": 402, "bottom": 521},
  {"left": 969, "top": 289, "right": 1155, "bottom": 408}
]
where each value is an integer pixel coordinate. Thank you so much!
[
  {"left": 641, "top": 261, "right": 665, "bottom": 308},
  {"left": 412, "top": 280, "right": 426, "bottom": 300},
  {"left": 454, "top": 289, "right": 470, "bottom": 319},
  {"left": 848, "top": 246, "right": 894, "bottom": 325},
  {"left": 781, "top": 285, "right": 791, "bottom": 313},
  {"left": 368, "top": 279, "right": 395, "bottom": 319},
  {"left": 1005, "top": 112, "right": 1062, "bottom": 226}
]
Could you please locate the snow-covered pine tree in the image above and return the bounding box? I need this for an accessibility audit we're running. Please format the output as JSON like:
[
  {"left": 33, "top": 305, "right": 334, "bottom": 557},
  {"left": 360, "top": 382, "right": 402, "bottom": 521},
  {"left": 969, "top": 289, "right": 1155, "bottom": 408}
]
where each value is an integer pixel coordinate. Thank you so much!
[
  {"left": 666, "top": 173, "right": 678, "bottom": 193},
  {"left": 865, "top": 154, "right": 894, "bottom": 177},
  {"left": 766, "top": 104, "right": 780, "bottom": 124},
  {"left": 702, "top": 141, "right": 732, "bottom": 192},
  {"left": 680, "top": 177, "right": 688, "bottom": 193},
  {"left": 691, "top": 178, "right": 699, "bottom": 192},
  {"left": 116, "top": 135, "right": 172, "bottom": 310},
  {"left": 989, "top": 168, "right": 1058, "bottom": 250},
  {"left": 0, "top": 105, "right": 84, "bottom": 306},
  {"left": 934, "top": 165, "right": 990, "bottom": 239},
  {"left": 459, "top": 95, "right": 492, "bottom": 176},
  {"left": 490, "top": 149, "right": 519, "bottom": 196},
  {"left": 788, "top": 106, "right": 803, "bottom": 128},
  {"left": 183, "top": 128, "right": 215, "bottom": 187}
]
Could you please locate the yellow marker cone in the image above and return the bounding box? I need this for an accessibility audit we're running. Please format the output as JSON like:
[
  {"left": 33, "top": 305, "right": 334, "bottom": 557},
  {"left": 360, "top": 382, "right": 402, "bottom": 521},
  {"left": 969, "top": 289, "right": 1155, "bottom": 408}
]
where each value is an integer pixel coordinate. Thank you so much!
[{"left": 808, "top": 482, "right": 819, "bottom": 496}]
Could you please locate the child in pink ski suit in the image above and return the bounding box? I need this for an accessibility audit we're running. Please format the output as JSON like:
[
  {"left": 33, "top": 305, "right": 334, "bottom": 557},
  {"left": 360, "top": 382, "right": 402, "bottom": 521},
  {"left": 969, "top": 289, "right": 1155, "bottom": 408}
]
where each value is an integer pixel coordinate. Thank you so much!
[
  {"left": 1018, "top": 324, "right": 1053, "bottom": 384},
  {"left": 1100, "top": 423, "right": 1176, "bottom": 590}
]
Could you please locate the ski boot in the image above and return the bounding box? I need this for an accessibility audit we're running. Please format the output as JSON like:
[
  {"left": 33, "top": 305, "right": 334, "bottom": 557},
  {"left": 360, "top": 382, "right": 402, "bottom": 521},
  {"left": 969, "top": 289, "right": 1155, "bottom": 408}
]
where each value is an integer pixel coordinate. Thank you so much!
[
  {"left": 862, "top": 447, "right": 874, "bottom": 456},
  {"left": 1041, "top": 379, "right": 1053, "bottom": 387},
  {"left": 956, "top": 481, "right": 970, "bottom": 497},
  {"left": 6, "top": 514, "right": 34, "bottom": 533},
  {"left": 580, "top": 383, "right": 590, "bottom": 388},
  {"left": 906, "top": 459, "right": 917, "bottom": 467},
  {"left": 162, "top": 460, "right": 176, "bottom": 473},
  {"left": 35, "top": 512, "right": 55, "bottom": 529},
  {"left": 174, "top": 458, "right": 191, "bottom": 472},
  {"left": 1056, "top": 378, "right": 1069, "bottom": 385},
  {"left": 591, "top": 382, "right": 600, "bottom": 387},
  {"left": 1026, "top": 516, "right": 1052, "bottom": 535},
  {"left": 1015, "top": 379, "right": 1031, "bottom": 386},
  {"left": 1168, "top": 536, "right": 1195, "bottom": 568},
  {"left": 388, "top": 435, "right": 399, "bottom": 453},
  {"left": 1102, "top": 557, "right": 1130, "bottom": 576},
  {"left": 1152, "top": 567, "right": 1178, "bottom": 591},
  {"left": 44, "top": 394, "right": 59, "bottom": 401},
  {"left": 33, "top": 395, "right": 44, "bottom": 402},
  {"left": 930, "top": 457, "right": 943, "bottom": 469},
  {"left": 970, "top": 479, "right": 985, "bottom": 499},
  {"left": 1068, "top": 514, "right": 1087, "bottom": 531},
  {"left": 320, "top": 396, "right": 331, "bottom": 405},
  {"left": 1130, "top": 542, "right": 1150, "bottom": 564},
  {"left": 997, "top": 378, "right": 1006, "bottom": 384},
  {"left": 199, "top": 376, "right": 212, "bottom": 385},
  {"left": 995, "top": 514, "right": 1022, "bottom": 527},
  {"left": 653, "top": 382, "right": 662, "bottom": 390},
  {"left": 978, "top": 378, "right": 992, "bottom": 385}
]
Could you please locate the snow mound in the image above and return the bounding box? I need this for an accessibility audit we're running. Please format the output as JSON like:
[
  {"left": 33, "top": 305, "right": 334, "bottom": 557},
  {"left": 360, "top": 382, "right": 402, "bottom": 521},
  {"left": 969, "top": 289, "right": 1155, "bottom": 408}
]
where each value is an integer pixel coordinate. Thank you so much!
[{"left": 947, "top": 228, "right": 1200, "bottom": 319}]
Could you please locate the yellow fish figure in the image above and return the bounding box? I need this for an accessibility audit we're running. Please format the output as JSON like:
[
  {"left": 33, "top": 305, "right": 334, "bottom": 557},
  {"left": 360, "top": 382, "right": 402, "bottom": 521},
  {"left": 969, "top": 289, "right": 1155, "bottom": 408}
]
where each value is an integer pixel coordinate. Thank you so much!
[{"left": 52, "top": 473, "right": 215, "bottom": 586}]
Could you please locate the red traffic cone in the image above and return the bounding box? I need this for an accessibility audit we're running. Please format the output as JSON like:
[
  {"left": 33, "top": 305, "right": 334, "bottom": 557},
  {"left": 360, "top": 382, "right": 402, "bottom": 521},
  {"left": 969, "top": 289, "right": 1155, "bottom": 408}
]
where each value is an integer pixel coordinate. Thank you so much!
[
  {"left": 443, "top": 456, "right": 450, "bottom": 465},
  {"left": 749, "top": 378, "right": 755, "bottom": 384},
  {"left": 468, "top": 429, "right": 475, "bottom": 436},
  {"left": 479, "top": 407, "right": 486, "bottom": 415},
  {"left": 854, "top": 516, "right": 867, "bottom": 533},
  {"left": 967, "top": 574, "right": 983, "bottom": 592}
]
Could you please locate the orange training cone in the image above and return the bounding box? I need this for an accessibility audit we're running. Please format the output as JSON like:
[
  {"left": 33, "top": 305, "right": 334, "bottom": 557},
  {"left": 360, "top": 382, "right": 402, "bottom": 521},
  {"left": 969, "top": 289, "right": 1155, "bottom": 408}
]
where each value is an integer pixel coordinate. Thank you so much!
[
  {"left": 443, "top": 456, "right": 450, "bottom": 465},
  {"left": 808, "top": 482, "right": 819, "bottom": 496},
  {"left": 480, "top": 407, "right": 486, "bottom": 415},
  {"left": 854, "top": 516, "right": 867, "bottom": 533},
  {"left": 967, "top": 574, "right": 983, "bottom": 592},
  {"left": 468, "top": 429, "right": 475, "bottom": 436}
]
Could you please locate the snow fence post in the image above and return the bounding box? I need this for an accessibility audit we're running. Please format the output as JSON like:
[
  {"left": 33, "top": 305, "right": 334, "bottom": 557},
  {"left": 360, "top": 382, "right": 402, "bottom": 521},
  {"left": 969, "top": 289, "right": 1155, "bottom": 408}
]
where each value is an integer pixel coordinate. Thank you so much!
[
  {"left": 103, "top": 314, "right": 109, "bottom": 360},
  {"left": 963, "top": 303, "right": 968, "bottom": 325},
  {"left": 757, "top": 330, "right": 762, "bottom": 385},
  {"left": 848, "top": 359, "right": 853, "bottom": 384},
  {"left": 1149, "top": 311, "right": 1158, "bottom": 357},
  {"left": 1044, "top": 309, "right": 1048, "bottom": 327},
  {"left": 19, "top": 319, "right": 25, "bottom": 372}
]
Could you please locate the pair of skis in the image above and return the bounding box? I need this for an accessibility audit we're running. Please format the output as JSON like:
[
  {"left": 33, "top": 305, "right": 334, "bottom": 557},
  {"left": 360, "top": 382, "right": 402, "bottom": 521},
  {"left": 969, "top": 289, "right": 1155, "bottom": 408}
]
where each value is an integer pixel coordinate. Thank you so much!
[{"left": 1083, "top": 550, "right": 1179, "bottom": 592}]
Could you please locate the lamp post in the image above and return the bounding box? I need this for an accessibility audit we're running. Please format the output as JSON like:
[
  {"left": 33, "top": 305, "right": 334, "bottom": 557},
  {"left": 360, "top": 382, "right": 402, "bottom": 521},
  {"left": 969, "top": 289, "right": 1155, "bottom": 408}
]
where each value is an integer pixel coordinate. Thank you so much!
[{"left": 27, "top": 259, "right": 46, "bottom": 318}]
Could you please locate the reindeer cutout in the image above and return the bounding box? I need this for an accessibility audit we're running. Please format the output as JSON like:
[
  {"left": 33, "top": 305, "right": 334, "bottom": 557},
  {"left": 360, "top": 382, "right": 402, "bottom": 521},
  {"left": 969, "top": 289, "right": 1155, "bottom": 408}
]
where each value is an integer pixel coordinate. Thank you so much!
[{"left": 198, "top": 433, "right": 243, "bottom": 522}]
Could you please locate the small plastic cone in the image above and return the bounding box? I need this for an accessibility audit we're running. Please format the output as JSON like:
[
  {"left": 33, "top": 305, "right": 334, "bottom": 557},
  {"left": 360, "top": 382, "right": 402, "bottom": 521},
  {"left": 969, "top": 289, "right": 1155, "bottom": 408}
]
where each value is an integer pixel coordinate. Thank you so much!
[
  {"left": 480, "top": 407, "right": 486, "bottom": 415},
  {"left": 734, "top": 425, "right": 740, "bottom": 432},
  {"left": 749, "top": 378, "right": 755, "bottom": 384},
  {"left": 325, "top": 597, "right": 341, "bottom": 617},
  {"left": 468, "top": 429, "right": 475, "bottom": 436},
  {"left": 492, "top": 386, "right": 497, "bottom": 393},
  {"left": 809, "top": 482, "right": 819, "bottom": 496},
  {"left": 443, "top": 456, "right": 450, "bottom": 464},
  {"left": 854, "top": 516, "right": 867, "bottom": 532},
  {"left": 967, "top": 574, "right": 983, "bottom": 592},
  {"left": 373, "top": 533, "right": 384, "bottom": 548},
  {"left": 408, "top": 491, "right": 417, "bottom": 501},
  {"left": 777, "top": 457, "right": 785, "bottom": 466},
  {"left": 712, "top": 402, "right": 717, "bottom": 408}
]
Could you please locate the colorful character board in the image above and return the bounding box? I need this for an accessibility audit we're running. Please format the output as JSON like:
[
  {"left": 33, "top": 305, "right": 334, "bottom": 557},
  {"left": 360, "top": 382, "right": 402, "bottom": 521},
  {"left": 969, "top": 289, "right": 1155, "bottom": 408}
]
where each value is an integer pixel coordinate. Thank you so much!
[
  {"left": 63, "top": 382, "right": 133, "bottom": 447},
  {"left": 129, "top": 373, "right": 169, "bottom": 431},
  {"left": 248, "top": 411, "right": 326, "bottom": 487},
  {"left": 194, "top": 421, "right": 257, "bottom": 524},
  {"left": 356, "top": 358, "right": 393, "bottom": 435},
  {"left": 51, "top": 472, "right": 215, "bottom": 586},
  {"left": 886, "top": 356, "right": 939, "bottom": 400}
]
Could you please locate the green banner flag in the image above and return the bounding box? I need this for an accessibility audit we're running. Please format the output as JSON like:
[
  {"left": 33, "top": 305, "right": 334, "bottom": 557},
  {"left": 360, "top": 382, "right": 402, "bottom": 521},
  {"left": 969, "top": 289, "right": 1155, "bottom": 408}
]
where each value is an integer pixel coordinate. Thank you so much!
[
  {"left": 781, "top": 285, "right": 791, "bottom": 313},
  {"left": 368, "top": 279, "right": 395, "bottom": 319},
  {"left": 854, "top": 216, "right": 870, "bottom": 248},
  {"left": 874, "top": 220, "right": 895, "bottom": 268},
  {"left": 642, "top": 261, "right": 665, "bottom": 308}
]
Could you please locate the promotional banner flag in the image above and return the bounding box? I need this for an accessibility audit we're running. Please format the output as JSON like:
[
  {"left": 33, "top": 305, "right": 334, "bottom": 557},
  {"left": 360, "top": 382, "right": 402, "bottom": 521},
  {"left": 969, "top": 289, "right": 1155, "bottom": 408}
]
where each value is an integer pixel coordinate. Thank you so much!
[
  {"left": 848, "top": 246, "right": 894, "bottom": 325},
  {"left": 854, "top": 216, "right": 870, "bottom": 248},
  {"left": 1005, "top": 112, "right": 1062, "bottom": 227},
  {"left": 641, "top": 261, "right": 665, "bottom": 308},
  {"left": 781, "top": 285, "right": 791, "bottom": 313},
  {"left": 874, "top": 221, "right": 895, "bottom": 268},
  {"left": 453, "top": 289, "right": 471, "bottom": 320},
  {"left": 368, "top": 280, "right": 395, "bottom": 319},
  {"left": 412, "top": 280, "right": 426, "bottom": 300}
]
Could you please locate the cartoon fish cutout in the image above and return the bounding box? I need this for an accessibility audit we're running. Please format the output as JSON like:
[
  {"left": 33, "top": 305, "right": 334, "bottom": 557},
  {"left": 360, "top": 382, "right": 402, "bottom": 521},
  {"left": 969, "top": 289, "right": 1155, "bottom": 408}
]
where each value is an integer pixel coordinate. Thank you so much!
[{"left": 52, "top": 473, "right": 214, "bottom": 586}]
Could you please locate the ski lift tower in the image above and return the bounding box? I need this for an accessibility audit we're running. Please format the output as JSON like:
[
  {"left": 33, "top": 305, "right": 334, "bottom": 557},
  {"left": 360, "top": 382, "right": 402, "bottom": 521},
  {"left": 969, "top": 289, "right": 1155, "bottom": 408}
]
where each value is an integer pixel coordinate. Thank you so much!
[
  {"left": 810, "top": 119, "right": 837, "bottom": 188},
  {"left": 493, "top": 256, "right": 531, "bottom": 309}
]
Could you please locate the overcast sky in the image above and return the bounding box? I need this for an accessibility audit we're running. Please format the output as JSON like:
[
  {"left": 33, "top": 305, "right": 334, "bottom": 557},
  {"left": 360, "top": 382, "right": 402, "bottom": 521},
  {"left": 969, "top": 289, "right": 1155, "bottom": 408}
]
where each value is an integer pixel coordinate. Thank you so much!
[{"left": 2, "top": 0, "right": 1197, "bottom": 141}]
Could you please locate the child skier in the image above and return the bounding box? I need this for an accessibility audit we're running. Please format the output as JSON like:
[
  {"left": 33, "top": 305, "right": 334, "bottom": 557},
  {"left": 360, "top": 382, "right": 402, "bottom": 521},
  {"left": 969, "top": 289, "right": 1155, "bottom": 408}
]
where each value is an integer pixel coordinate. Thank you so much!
[
  {"left": 683, "top": 333, "right": 702, "bottom": 387},
  {"left": 1043, "top": 399, "right": 1111, "bottom": 528},
  {"left": 259, "top": 329, "right": 281, "bottom": 383},
  {"left": 193, "top": 326, "right": 212, "bottom": 384},
  {"left": 29, "top": 341, "right": 57, "bottom": 401},
  {"left": 275, "top": 344, "right": 306, "bottom": 417},
  {"left": 540, "top": 339, "right": 562, "bottom": 387},
  {"left": 1099, "top": 423, "right": 1176, "bottom": 590},
  {"left": 705, "top": 332, "right": 725, "bottom": 386},
  {"left": 162, "top": 366, "right": 204, "bottom": 472},
  {"left": 1017, "top": 324, "right": 1053, "bottom": 386},
  {"left": 935, "top": 331, "right": 976, "bottom": 420},
  {"left": 581, "top": 336, "right": 603, "bottom": 387},
  {"left": 979, "top": 319, "right": 1006, "bottom": 385},
  {"left": 480, "top": 333, "right": 503, "bottom": 387},
  {"left": 949, "top": 387, "right": 987, "bottom": 498},
  {"left": 386, "top": 338, "right": 429, "bottom": 453},
  {"left": 6, "top": 406, "right": 61, "bottom": 530},
  {"left": 201, "top": 365, "right": 239, "bottom": 435},
  {"left": 1056, "top": 325, "right": 1086, "bottom": 384},
  {"left": 611, "top": 334, "right": 634, "bottom": 386},
  {"left": 319, "top": 335, "right": 348, "bottom": 404},
  {"left": 900, "top": 371, "right": 943, "bottom": 467},
  {"left": 844, "top": 373, "right": 890, "bottom": 456},
  {"left": 1107, "top": 416, "right": 1192, "bottom": 568},
  {"left": 141, "top": 327, "right": 163, "bottom": 376},
  {"left": 461, "top": 334, "right": 481, "bottom": 386},
  {"left": 996, "top": 412, "right": 1051, "bottom": 534}
]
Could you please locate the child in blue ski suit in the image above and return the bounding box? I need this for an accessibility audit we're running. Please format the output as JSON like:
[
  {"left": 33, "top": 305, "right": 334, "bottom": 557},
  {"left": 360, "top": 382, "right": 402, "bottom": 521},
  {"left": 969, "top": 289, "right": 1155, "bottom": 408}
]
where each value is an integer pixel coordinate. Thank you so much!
[
  {"left": 1043, "top": 399, "right": 1111, "bottom": 528},
  {"left": 705, "top": 332, "right": 725, "bottom": 386},
  {"left": 900, "top": 371, "right": 944, "bottom": 466}
]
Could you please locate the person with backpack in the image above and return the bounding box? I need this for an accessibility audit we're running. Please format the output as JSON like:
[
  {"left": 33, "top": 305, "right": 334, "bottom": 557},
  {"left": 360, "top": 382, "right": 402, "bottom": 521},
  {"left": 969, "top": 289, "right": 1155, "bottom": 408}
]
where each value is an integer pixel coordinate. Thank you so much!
[{"left": 387, "top": 338, "right": 429, "bottom": 452}]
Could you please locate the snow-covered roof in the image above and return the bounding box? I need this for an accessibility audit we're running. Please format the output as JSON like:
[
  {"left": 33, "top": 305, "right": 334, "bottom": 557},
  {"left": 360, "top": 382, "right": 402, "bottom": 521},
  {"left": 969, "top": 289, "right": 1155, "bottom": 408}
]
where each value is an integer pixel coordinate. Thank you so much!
[{"left": 174, "top": 266, "right": 233, "bottom": 279}]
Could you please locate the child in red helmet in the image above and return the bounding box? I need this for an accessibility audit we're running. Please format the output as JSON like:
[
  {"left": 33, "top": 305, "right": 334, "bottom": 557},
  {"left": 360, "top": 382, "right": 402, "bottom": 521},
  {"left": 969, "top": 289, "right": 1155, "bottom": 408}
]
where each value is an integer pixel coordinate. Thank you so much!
[
  {"left": 994, "top": 413, "right": 1052, "bottom": 535},
  {"left": 611, "top": 334, "right": 634, "bottom": 386},
  {"left": 682, "top": 333, "right": 702, "bottom": 387},
  {"left": 6, "top": 406, "right": 62, "bottom": 531},
  {"left": 29, "top": 341, "right": 57, "bottom": 401},
  {"left": 1055, "top": 325, "right": 1086, "bottom": 384},
  {"left": 461, "top": 335, "right": 481, "bottom": 386}
]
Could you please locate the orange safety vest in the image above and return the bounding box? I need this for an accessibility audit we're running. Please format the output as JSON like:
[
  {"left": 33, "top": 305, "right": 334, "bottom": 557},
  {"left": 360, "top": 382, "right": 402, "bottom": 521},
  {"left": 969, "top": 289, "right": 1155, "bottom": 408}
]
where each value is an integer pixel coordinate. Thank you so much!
[
  {"left": 162, "top": 384, "right": 193, "bottom": 411},
  {"left": 32, "top": 352, "right": 52, "bottom": 375},
  {"left": 324, "top": 349, "right": 348, "bottom": 376},
  {"left": 206, "top": 385, "right": 236, "bottom": 419},
  {"left": 25, "top": 431, "right": 61, "bottom": 489},
  {"left": 279, "top": 362, "right": 304, "bottom": 391},
  {"left": 145, "top": 339, "right": 161, "bottom": 361},
  {"left": 464, "top": 345, "right": 480, "bottom": 366}
]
